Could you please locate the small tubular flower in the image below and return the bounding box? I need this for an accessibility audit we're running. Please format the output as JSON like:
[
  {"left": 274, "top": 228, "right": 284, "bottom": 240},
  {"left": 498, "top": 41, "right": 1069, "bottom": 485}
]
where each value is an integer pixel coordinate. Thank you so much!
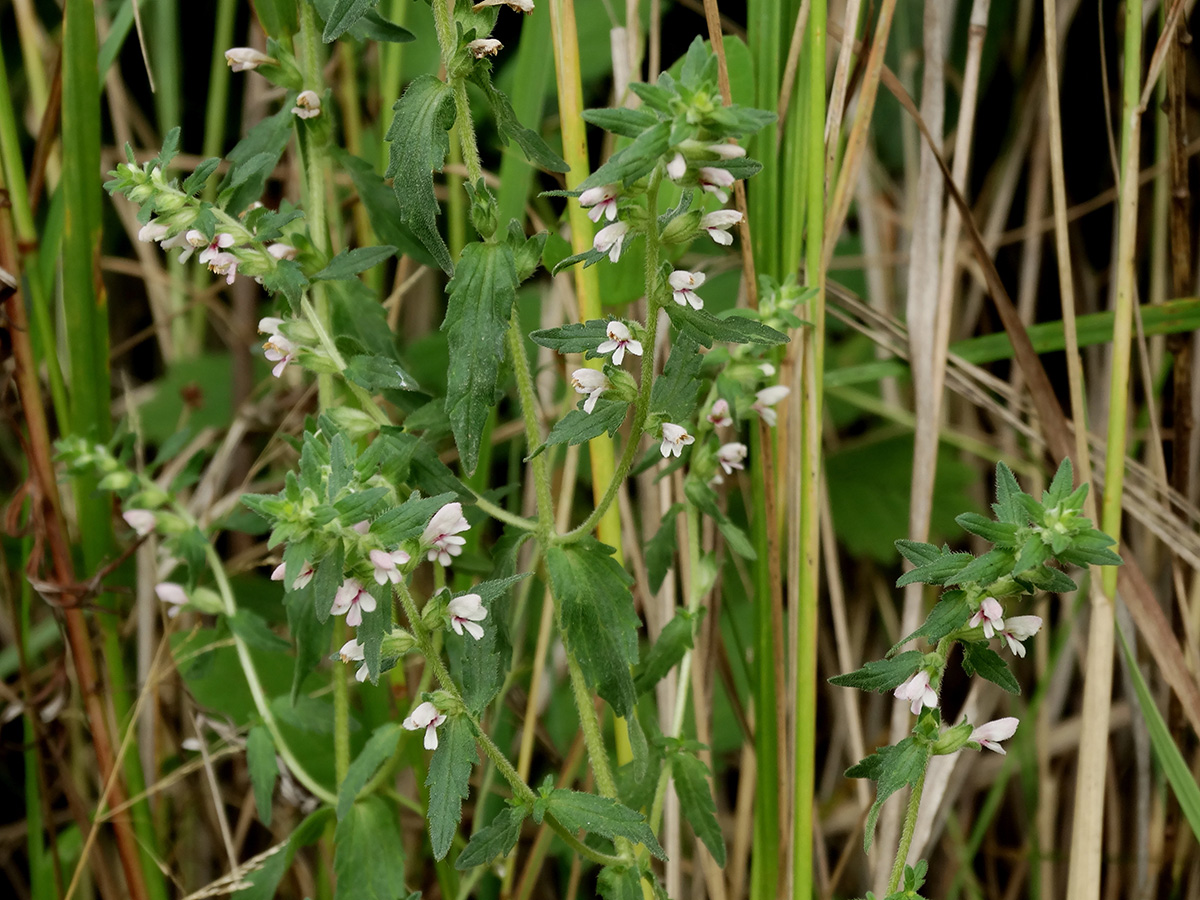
[
  {"left": 701, "top": 209, "right": 743, "bottom": 245},
  {"left": 271, "top": 559, "right": 315, "bottom": 590},
  {"left": 422, "top": 502, "right": 470, "bottom": 566},
  {"left": 894, "top": 669, "right": 937, "bottom": 716},
  {"left": 717, "top": 442, "right": 749, "bottom": 475},
  {"left": 968, "top": 596, "right": 1005, "bottom": 639},
  {"left": 997, "top": 615, "right": 1042, "bottom": 657},
  {"left": 330, "top": 578, "right": 376, "bottom": 628},
  {"left": 403, "top": 701, "right": 448, "bottom": 750},
  {"left": 369, "top": 548, "right": 411, "bottom": 585},
  {"left": 123, "top": 509, "right": 157, "bottom": 537},
  {"left": 225, "top": 47, "right": 276, "bottom": 72},
  {"left": 704, "top": 142, "right": 746, "bottom": 159},
  {"left": 579, "top": 185, "right": 619, "bottom": 223},
  {"left": 292, "top": 90, "right": 322, "bottom": 119},
  {"left": 698, "top": 167, "right": 735, "bottom": 203},
  {"left": 155, "top": 582, "right": 188, "bottom": 618},
  {"left": 468, "top": 38, "right": 503, "bottom": 57},
  {"left": 668, "top": 270, "right": 706, "bottom": 309},
  {"left": 593, "top": 220, "right": 629, "bottom": 262},
  {"left": 473, "top": 0, "right": 534, "bottom": 12},
  {"left": 752, "top": 385, "right": 790, "bottom": 426},
  {"left": 259, "top": 317, "right": 298, "bottom": 378},
  {"left": 570, "top": 368, "right": 609, "bottom": 413},
  {"left": 597, "top": 321, "right": 643, "bottom": 366},
  {"left": 138, "top": 221, "right": 170, "bottom": 243},
  {"left": 707, "top": 398, "right": 733, "bottom": 428},
  {"left": 267, "top": 242, "right": 298, "bottom": 261},
  {"left": 338, "top": 639, "right": 370, "bottom": 682},
  {"left": 666, "top": 152, "right": 687, "bottom": 181},
  {"left": 446, "top": 594, "right": 488, "bottom": 640},
  {"left": 206, "top": 251, "right": 240, "bottom": 285},
  {"left": 195, "top": 231, "right": 236, "bottom": 266},
  {"left": 660, "top": 423, "right": 695, "bottom": 458},
  {"left": 971, "top": 717, "right": 1019, "bottom": 754}
]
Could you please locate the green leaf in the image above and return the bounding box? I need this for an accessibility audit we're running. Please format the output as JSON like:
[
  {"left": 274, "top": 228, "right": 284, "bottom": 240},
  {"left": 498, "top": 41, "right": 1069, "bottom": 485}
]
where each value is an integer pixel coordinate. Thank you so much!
[
  {"left": 460, "top": 574, "right": 528, "bottom": 713},
  {"left": 991, "top": 462, "right": 1027, "bottom": 525},
  {"left": 683, "top": 478, "right": 756, "bottom": 560},
  {"left": 671, "top": 751, "right": 726, "bottom": 865},
  {"left": 846, "top": 737, "right": 930, "bottom": 852},
  {"left": 645, "top": 504, "right": 683, "bottom": 593},
  {"left": 634, "top": 608, "right": 696, "bottom": 696},
  {"left": 229, "top": 610, "right": 291, "bottom": 653},
  {"left": 368, "top": 491, "right": 457, "bottom": 545},
  {"left": 529, "top": 401, "right": 628, "bottom": 458},
  {"left": 960, "top": 642, "right": 1019, "bottom": 694},
  {"left": 543, "top": 789, "right": 666, "bottom": 858},
  {"left": 1017, "top": 564, "right": 1078, "bottom": 593},
  {"left": 829, "top": 651, "right": 924, "bottom": 693},
  {"left": 216, "top": 106, "right": 293, "bottom": 212},
  {"left": 345, "top": 354, "right": 421, "bottom": 392},
  {"left": 948, "top": 548, "right": 1015, "bottom": 587},
  {"left": 546, "top": 539, "right": 640, "bottom": 717},
  {"left": 582, "top": 107, "right": 661, "bottom": 138},
  {"left": 895, "top": 548, "right": 974, "bottom": 588},
  {"left": 889, "top": 592, "right": 971, "bottom": 655},
  {"left": 455, "top": 806, "right": 527, "bottom": 870},
  {"left": 426, "top": 716, "right": 476, "bottom": 860},
  {"left": 598, "top": 866, "right": 644, "bottom": 900},
  {"left": 895, "top": 540, "right": 942, "bottom": 568},
  {"left": 182, "top": 157, "right": 221, "bottom": 195},
  {"left": 321, "top": 0, "right": 377, "bottom": 41},
  {"left": 334, "top": 797, "right": 408, "bottom": 900},
  {"left": 529, "top": 319, "right": 610, "bottom": 354},
  {"left": 579, "top": 122, "right": 672, "bottom": 190},
  {"left": 240, "top": 808, "right": 332, "bottom": 900},
  {"left": 333, "top": 148, "right": 440, "bottom": 269},
  {"left": 350, "top": 8, "right": 414, "bottom": 42},
  {"left": 443, "top": 241, "right": 519, "bottom": 475},
  {"left": 260, "top": 259, "right": 309, "bottom": 310},
  {"left": 246, "top": 725, "right": 277, "bottom": 826},
  {"left": 337, "top": 723, "right": 403, "bottom": 820},
  {"left": 312, "top": 541, "right": 344, "bottom": 625},
  {"left": 313, "top": 245, "right": 398, "bottom": 281},
  {"left": 663, "top": 302, "right": 789, "bottom": 347},
  {"left": 1012, "top": 536, "right": 1052, "bottom": 575},
  {"left": 954, "top": 512, "right": 1019, "bottom": 547},
  {"left": 470, "top": 70, "right": 568, "bottom": 172},
  {"left": 649, "top": 332, "right": 703, "bottom": 423},
  {"left": 385, "top": 75, "right": 457, "bottom": 273},
  {"left": 285, "top": 583, "right": 333, "bottom": 703},
  {"left": 507, "top": 222, "right": 547, "bottom": 283}
]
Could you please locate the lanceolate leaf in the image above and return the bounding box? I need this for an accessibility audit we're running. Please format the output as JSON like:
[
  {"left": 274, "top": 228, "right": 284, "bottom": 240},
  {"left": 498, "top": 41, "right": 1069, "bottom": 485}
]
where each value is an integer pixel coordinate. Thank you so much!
[
  {"left": 460, "top": 574, "right": 528, "bottom": 714},
  {"left": 529, "top": 319, "right": 610, "bottom": 354},
  {"left": 889, "top": 591, "right": 971, "bottom": 655},
  {"left": 546, "top": 539, "right": 640, "bottom": 717},
  {"left": 246, "top": 725, "right": 277, "bottom": 826},
  {"left": 426, "top": 716, "right": 476, "bottom": 860},
  {"left": 649, "top": 332, "right": 703, "bottom": 423},
  {"left": 470, "top": 70, "right": 568, "bottom": 173},
  {"left": 598, "top": 866, "right": 644, "bottom": 900},
  {"left": 582, "top": 106, "right": 660, "bottom": 137},
  {"left": 312, "top": 245, "right": 398, "bottom": 281},
  {"left": 960, "top": 642, "right": 1019, "bottom": 694},
  {"left": 386, "top": 76, "right": 457, "bottom": 273},
  {"left": 829, "top": 651, "right": 924, "bottom": 693},
  {"left": 634, "top": 608, "right": 696, "bottom": 696},
  {"left": 846, "top": 737, "right": 930, "bottom": 852},
  {"left": 333, "top": 148, "right": 439, "bottom": 268},
  {"left": 443, "top": 241, "right": 519, "bottom": 475},
  {"left": 542, "top": 789, "right": 666, "bottom": 859},
  {"left": 337, "top": 723, "right": 403, "bottom": 820},
  {"left": 645, "top": 504, "right": 684, "bottom": 593},
  {"left": 670, "top": 751, "right": 726, "bottom": 865},
  {"left": 577, "top": 122, "right": 672, "bottom": 190},
  {"left": 455, "top": 806, "right": 527, "bottom": 870},
  {"left": 529, "top": 401, "right": 628, "bottom": 458},
  {"left": 334, "top": 797, "right": 408, "bottom": 900},
  {"left": 321, "top": 0, "right": 376, "bottom": 41},
  {"left": 663, "top": 302, "right": 789, "bottom": 347}
]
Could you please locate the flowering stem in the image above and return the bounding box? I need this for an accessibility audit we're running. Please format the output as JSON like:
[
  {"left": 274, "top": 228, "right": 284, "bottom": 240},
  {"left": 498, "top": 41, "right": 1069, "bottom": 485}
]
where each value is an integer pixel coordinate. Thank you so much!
[
  {"left": 888, "top": 769, "right": 926, "bottom": 894},
  {"left": 333, "top": 619, "right": 351, "bottom": 783},
  {"left": 506, "top": 317, "right": 556, "bottom": 536}
]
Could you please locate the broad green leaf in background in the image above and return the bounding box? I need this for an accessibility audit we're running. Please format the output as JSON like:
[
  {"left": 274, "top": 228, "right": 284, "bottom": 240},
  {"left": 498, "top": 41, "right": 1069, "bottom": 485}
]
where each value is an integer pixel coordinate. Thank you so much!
[
  {"left": 442, "top": 241, "right": 519, "bottom": 475},
  {"left": 385, "top": 76, "right": 457, "bottom": 273},
  {"left": 546, "top": 539, "right": 641, "bottom": 718},
  {"left": 670, "top": 750, "right": 726, "bottom": 865},
  {"left": 645, "top": 503, "right": 683, "bottom": 593},
  {"left": 634, "top": 608, "right": 696, "bottom": 697},
  {"left": 246, "top": 725, "right": 277, "bottom": 826},
  {"left": 334, "top": 797, "right": 407, "bottom": 900},
  {"left": 426, "top": 716, "right": 476, "bottom": 860},
  {"left": 597, "top": 866, "right": 644, "bottom": 900},
  {"left": 240, "top": 808, "right": 331, "bottom": 900},
  {"left": 337, "top": 723, "right": 403, "bottom": 820},
  {"left": 312, "top": 245, "right": 398, "bottom": 281}
]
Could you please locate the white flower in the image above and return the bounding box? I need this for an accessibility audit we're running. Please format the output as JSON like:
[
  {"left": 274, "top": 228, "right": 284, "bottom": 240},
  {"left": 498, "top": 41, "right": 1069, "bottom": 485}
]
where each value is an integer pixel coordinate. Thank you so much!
[
  {"left": 701, "top": 209, "right": 743, "bottom": 246},
  {"left": 668, "top": 270, "right": 706, "bottom": 309},
  {"left": 403, "top": 701, "right": 448, "bottom": 750},
  {"left": 292, "top": 90, "right": 322, "bottom": 119},
  {"left": 971, "top": 717, "right": 1019, "bottom": 754},
  {"left": 597, "top": 320, "right": 643, "bottom": 366},
  {"left": 267, "top": 242, "right": 298, "bottom": 261},
  {"left": 225, "top": 47, "right": 276, "bottom": 72},
  {"left": 155, "top": 582, "right": 188, "bottom": 618},
  {"left": 474, "top": 0, "right": 534, "bottom": 11},
  {"left": 330, "top": 578, "right": 376, "bottom": 628},
  {"left": 707, "top": 398, "right": 732, "bottom": 428},
  {"left": 579, "top": 185, "right": 619, "bottom": 223},
  {"left": 123, "top": 509, "right": 156, "bottom": 537},
  {"left": 166, "top": 229, "right": 208, "bottom": 263},
  {"left": 593, "top": 220, "right": 630, "bottom": 262},
  {"left": 759, "top": 362, "right": 776, "bottom": 377},
  {"left": 570, "top": 368, "right": 609, "bottom": 413},
  {"left": 704, "top": 142, "right": 746, "bottom": 159},
  {"left": 259, "top": 318, "right": 297, "bottom": 378},
  {"left": 351, "top": 520, "right": 371, "bottom": 535},
  {"left": 997, "top": 615, "right": 1042, "bottom": 658},
  {"left": 468, "top": 38, "right": 503, "bottom": 57},
  {"left": 698, "top": 167, "right": 736, "bottom": 203},
  {"left": 138, "top": 221, "right": 170, "bottom": 243},
  {"left": 206, "top": 251, "right": 240, "bottom": 285},
  {"left": 717, "top": 442, "right": 748, "bottom": 475},
  {"left": 195, "top": 231, "right": 236, "bottom": 266},
  {"left": 666, "top": 152, "right": 687, "bottom": 180},
  {"left": 422, "top": 502, "right": 470, "bottom": 566},
  {"left": 752, "top": 385, "right": 790, "bottom": 426},
  {"left": 660, "top": 422, "right": 695, "bottom": 458},
  {"left": 271, "top": 559, "right": 316, "bottom": 590},
  {"left": 894, "top": 669, "right": 937, "bottom": 716},
  {"left": 338, "top": 639, "right": 369, "bottom": 682},
  {"left": 446, "top": 594, "right": 488, "bottom": 640},
  {"left": 968, "top": 596, "right": 1005, "bottom": 640},
  {"left": 369, "top": 548, "right": 411, "bottom": 585}
]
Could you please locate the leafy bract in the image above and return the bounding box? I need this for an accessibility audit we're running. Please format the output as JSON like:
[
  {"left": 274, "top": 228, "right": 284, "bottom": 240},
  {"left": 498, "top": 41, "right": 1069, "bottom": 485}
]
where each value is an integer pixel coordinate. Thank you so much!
[
  {"left": 846, "top": 737, "right": 931, "bottom": 852},
  {"left": 663, "top": 301, "right": 789, "bottom": 347},
  {"left": 649, "top": 332, "right": 703, "bottom": 423},
  {"left": 889, "top": 591, "right": 971, "bottom": 655},
  {"left": 540, "top": 788, "right": 666, "bottom": 858},
  {"left": 426, "top": 716, "right": 476, "bottom": 860},
  {"left": 455, "top": 806, "right": 527, "bottom": 870},
  {"left": 442, "top": 241, "right": 519, "bottom": 475},
  {"left": 313, "top": 245, "right": 397, "bottom": 281},
  {"left": 960, "top": 642, "right": 1019, "bottom": 694},
  {"left": 670, "top": 750, "right": 726, "bottom": 864},
  {"left": 829, "top": 651, "right": 924, "bottom": 693},
  {"left": 529, "top": 401, "right": 628, "bottom": 458},
  {"left": 529, "top": 319, "right": 610, "bottom": 355}
]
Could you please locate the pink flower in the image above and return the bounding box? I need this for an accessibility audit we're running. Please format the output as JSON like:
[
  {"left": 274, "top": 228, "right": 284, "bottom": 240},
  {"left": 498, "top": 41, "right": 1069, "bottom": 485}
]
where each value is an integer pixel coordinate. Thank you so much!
[
  {"left": 593, "top": 220, "right": 629, "bottom": 262},
  {"left": 752, "top": 385, "right": 790, "bottom": 426},
  {"left": 894, "top": 669, "right": 937, "bottom": 716},
  {"left": 668, "top": 270, "right": 706, "bottom": 309},
  {"left": 579, "top": 185, "right": 618, "bottom": 223},
  {"left": 337, "top": 638, "right": 370, "bottom": 682},
  {"left": 704, "top": 142, "right": 746, "bottom": 159},
  {"left": 969, "top": 596, "right": 1005, "bottom": 640},
  {"left": 122, "top": 509, "right": 157, "bottom": 537},
  {"left": 698, "top": 167, "right": 735, "bottom": 203},
  {"left": 446, "top": 594, "right": 488, "bottom": 640},
  {"left": 369, "top": 548, "right": 411, "bottom": 585},
  {"left": 717, "top": 442, "right": 748, "bottom": 475},
  {"left": 138, "top": 221, "right": 170, "bottom": 243},
  {"left": 701, "top": 209, "right": 743, "bottom": 246},
  {"left": 403, "top": 701, "right": 447, "bottom": 750},
  {"left": 422, "top": 502, "right": 470, "bottom": 566},
  {"left": 271, "top": 559, "right": 315, "bottom": 590},
  {"left": 195, "top": 231, "right": 235, "bottom": 265},
  {"left": 468, "top": 38, "right": 503, "bottom": 58},
  {"left": 267, "top": 243, "right": 298, "bottom": 261},
  {"left": 707, "top": 398, "right": 732, "bottom": 428},
  {"left": 206, "top": 251, "right": 240, "bottom": 284},
  {"left": 258, "top": 317, "right": 297, "bottom": 378},
  {"left": 997, "top": 615, "right": 1042, "bottom": 658},
  {"left": 597, "top": 321, "right": 643, "bottom": 366},
  {"left": 971, "top": 717, "right": 1019, "bottom": 754},
  {"left": 330, "top": 578, "right": 376, "bottom": 627},
  {"left": 155, "top": 582, "right": 188, "bottom": 618}
]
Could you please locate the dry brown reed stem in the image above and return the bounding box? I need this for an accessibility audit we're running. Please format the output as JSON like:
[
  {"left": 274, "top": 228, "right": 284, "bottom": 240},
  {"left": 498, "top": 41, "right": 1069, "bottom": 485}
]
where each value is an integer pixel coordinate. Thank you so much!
[
  {"left": 774, "top": 0, "right": 810, "bottom": 152},
  {"left": 1, "top": 173, "right": 150, "bottom": 900}
]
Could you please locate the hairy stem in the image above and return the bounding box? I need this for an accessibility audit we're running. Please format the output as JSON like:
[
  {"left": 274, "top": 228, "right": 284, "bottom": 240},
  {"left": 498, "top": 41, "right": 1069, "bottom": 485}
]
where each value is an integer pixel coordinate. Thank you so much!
[{"left": 888, "top": 768, "right": 927, "bottom": 893}]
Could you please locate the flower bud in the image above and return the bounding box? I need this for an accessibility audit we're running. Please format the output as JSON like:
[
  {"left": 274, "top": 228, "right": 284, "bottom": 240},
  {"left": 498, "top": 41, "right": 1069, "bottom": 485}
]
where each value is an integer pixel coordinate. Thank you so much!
[
  {"left": 660, "top": 209, "right": 703, "bottom": 245},
  {"left": 931, "top": 721, "right": 975, "bottom": 755},
  {"left": 189, "top": 587, "right": 227, "bottom": 615},
  {"left": 98, "top": 470, "right": 134, "bottom": 491}
]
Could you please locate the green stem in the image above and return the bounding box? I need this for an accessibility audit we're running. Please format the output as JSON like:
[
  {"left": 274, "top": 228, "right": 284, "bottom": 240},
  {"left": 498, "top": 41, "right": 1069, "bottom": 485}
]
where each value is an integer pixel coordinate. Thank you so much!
[
  {"left": 469, "top": 490, "right": 538, "bottom": 531},
  {"left": 565, "top": 652, "right": 619, "bottom": 798},
  {"left": 506, "top": 316, "right": 555, "bottom": 533},
  {"left": 888, "top": 769, "right": 927, "bottom": 894},
  {"left": 334, "top": 619, "right": 351, "bottom": 784}
]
